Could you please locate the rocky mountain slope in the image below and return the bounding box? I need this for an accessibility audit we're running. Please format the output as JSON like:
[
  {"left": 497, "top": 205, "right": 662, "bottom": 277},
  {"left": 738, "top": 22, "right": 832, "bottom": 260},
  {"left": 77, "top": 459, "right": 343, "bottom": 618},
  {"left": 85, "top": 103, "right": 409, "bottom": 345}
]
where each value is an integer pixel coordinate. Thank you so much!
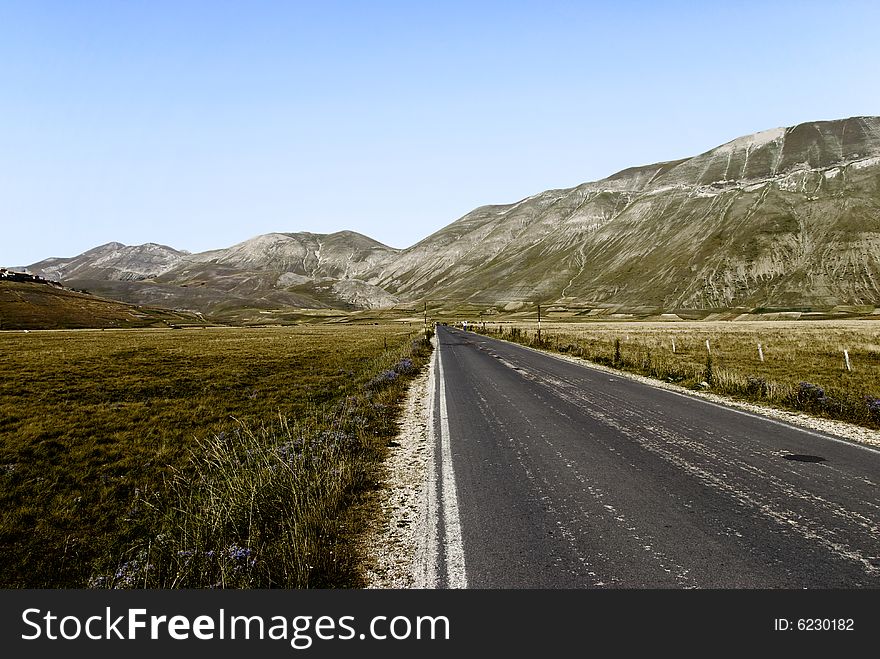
[
  {"left": 28, "top": 242, "right": 186, "bottom": 282},
  {"left": 366, "top": 116, "right": 880, "bottom": 310},
  {"left": 26, "top": 231, "right": 400, "bottom": 313},
  {"left": 21, "top": 116, "right": 880, "bottom": 314}
]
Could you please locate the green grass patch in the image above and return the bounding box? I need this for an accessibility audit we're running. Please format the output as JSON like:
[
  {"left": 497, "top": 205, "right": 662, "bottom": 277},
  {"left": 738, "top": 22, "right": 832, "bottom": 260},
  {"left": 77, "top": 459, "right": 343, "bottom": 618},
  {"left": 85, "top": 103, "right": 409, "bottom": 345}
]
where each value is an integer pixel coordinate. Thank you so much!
[{"left": 0, "top": 324, "right": 431, "bottom": 587}]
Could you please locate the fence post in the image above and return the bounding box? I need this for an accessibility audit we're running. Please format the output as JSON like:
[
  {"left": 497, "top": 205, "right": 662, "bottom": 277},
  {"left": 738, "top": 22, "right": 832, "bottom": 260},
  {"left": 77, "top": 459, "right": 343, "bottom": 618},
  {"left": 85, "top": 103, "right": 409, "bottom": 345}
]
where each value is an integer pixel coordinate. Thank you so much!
[{"left": 537, "top": 304, "right": 541, "bottom": 344}]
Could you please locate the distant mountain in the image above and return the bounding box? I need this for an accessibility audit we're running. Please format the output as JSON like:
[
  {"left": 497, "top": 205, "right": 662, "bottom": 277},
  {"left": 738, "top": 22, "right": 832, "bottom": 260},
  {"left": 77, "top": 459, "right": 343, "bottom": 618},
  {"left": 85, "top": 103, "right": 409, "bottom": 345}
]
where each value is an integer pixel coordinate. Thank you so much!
[
  {"left": 195, "top": 231, "right": 395, "bottom": 278},
  {"left": 27, "top": 242, "right": 186, "bottom": 282},
  {"left": 21, "top": 116, "right": 880, "bottom": 316},
  {"left": 26, "top": 231, "right": 400, "bottom": 315}
]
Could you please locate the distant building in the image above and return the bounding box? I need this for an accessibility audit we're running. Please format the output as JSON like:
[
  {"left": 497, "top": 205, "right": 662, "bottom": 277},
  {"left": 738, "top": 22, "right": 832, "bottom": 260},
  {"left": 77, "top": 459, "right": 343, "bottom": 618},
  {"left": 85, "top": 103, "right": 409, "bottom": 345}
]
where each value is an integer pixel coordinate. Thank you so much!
[{"left": 0, "top": 268, "right": 62, "bottom": 288}]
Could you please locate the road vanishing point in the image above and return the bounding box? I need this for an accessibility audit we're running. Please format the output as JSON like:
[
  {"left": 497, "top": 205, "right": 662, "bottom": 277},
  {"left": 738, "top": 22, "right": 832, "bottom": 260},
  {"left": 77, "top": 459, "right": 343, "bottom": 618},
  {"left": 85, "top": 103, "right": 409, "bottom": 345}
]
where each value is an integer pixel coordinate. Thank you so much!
[{"left": 418, "top": 325, "right": 880, "bottom": 588}]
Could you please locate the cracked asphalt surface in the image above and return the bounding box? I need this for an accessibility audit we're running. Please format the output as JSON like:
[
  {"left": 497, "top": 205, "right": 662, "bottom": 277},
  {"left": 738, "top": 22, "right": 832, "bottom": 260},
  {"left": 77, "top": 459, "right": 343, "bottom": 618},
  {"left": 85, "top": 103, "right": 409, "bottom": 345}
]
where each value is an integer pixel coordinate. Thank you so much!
[{"left": 431, "top": 325, "right": 880, "bottom": 588}]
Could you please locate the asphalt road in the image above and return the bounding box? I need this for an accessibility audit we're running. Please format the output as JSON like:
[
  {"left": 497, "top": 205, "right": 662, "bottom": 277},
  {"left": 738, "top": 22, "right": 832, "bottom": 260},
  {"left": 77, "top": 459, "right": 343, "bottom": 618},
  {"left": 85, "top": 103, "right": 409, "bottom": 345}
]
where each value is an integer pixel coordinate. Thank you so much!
[{"left": 423, "top": 325, "right": 880, "bottom": 588}]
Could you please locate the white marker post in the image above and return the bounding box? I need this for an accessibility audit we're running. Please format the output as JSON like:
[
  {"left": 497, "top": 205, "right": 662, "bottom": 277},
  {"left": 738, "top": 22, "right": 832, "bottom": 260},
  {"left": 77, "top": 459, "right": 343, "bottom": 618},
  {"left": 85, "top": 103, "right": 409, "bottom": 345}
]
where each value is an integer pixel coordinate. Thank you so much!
[
  {"left": 671, "top": 338, "right": 676, "bottom": 353},
  {"left": 844, "top": 349, "right": 852, "bottom": 371},
  {"left": 758, "top": 342, "right": 764, "bottom": 362},
  {"left": 705, "top": 339, "right": 711, "bottom": 354}
]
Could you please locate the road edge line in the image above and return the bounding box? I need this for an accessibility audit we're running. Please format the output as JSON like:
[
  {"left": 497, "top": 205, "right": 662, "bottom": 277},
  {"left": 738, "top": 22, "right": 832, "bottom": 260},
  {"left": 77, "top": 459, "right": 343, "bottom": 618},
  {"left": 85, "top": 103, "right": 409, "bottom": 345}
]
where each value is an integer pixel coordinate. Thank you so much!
[{"left": 437, "top": 336, "right": 469, "bottom": 588}]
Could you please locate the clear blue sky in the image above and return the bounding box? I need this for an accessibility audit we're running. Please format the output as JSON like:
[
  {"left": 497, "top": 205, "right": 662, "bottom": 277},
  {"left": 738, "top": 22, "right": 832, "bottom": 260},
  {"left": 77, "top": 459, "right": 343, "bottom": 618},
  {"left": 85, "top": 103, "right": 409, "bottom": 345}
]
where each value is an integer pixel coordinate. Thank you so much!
[{"left": 2, "top": 0, "right": 879, "bottom": 265}]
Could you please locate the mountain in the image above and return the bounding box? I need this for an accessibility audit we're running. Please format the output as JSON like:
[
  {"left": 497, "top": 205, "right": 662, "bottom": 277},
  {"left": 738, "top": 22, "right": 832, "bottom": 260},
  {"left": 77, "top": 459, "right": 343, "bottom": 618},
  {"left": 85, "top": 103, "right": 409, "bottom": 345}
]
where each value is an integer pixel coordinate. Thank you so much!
[
  {"left": 20, "top": 115, "right": 880, "bottom": 316},
  {"left": 366, "top": 116, "right": 880, "bottom": 310},
  {"left": 28, "top": 242, "right": 186, "bottom": 282},
  {"left": 194, "top": 230, "right": 395, "bottom": 278},
  {"left": 26, "top": 231, "right": 400, "bottom": 316}
]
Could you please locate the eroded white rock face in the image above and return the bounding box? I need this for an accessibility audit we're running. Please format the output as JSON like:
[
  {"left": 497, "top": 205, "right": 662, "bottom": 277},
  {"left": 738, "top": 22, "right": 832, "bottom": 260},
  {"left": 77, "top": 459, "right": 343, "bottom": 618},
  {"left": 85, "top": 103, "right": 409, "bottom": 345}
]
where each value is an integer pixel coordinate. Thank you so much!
[
  {"left": 276, "top": 272, "right": 312, "bottom": 287},
  {"left": 713, "top": 126, "right": 786, "bottom": 155},
  {"left": 331, "top": 279, "right": 399, "bottom": 309}
]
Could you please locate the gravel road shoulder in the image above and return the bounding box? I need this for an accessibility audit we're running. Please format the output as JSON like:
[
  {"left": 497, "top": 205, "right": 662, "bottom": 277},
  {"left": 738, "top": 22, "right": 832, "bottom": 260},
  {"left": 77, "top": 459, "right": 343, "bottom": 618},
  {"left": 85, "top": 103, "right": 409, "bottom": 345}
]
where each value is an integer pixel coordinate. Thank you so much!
[{"left": 363, "top": 360, "right": 433, "bottom": 588}]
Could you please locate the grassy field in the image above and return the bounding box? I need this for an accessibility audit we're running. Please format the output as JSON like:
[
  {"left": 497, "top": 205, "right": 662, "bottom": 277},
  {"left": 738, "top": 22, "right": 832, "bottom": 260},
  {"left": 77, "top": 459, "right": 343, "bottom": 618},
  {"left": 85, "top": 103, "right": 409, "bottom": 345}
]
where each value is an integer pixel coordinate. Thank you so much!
[
  {"left": 477, "top": 320, "right": 880, "bottom": 429},
  {"left": 0, "top": 323, "right": 431, "bottom": 587},
  {"left": 0, "top": 280, "right": 209, "bottom": 330}
]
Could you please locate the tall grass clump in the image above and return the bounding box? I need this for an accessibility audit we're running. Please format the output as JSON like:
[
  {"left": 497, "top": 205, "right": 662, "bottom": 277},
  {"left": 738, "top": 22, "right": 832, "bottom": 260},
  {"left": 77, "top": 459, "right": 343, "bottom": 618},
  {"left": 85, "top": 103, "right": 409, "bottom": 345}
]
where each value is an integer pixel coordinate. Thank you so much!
[
  {"left": 100, "top": 413, "right": 357, "bottom": 588},
  {"left": 90, "top": 334, "right": 434, "bottom": 588}
]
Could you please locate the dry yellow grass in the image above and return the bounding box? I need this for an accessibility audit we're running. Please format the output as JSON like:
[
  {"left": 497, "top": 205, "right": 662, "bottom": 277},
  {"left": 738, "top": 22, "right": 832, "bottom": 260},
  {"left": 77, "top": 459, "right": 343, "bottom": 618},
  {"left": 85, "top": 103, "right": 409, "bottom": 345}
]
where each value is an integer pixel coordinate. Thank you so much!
[{"left": 481, "top": 320, "right": 880, "bottom": 427}]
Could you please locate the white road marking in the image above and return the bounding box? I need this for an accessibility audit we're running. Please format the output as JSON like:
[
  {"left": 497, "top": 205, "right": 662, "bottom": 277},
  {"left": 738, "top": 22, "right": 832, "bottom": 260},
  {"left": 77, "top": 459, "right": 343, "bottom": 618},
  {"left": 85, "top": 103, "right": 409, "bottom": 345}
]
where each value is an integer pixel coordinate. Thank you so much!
[{"left": 437, "top": 336, "right": 469, "bottom": 588}]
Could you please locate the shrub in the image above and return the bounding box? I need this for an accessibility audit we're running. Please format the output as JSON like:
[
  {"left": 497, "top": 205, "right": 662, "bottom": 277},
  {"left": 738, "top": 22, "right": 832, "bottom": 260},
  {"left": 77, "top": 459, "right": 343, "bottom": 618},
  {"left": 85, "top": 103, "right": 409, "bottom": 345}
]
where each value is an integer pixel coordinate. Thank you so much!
[
  {"left": 367, "top": 370, "right": 398, "bottom": 390},
  {"left": 393, "top": 358, "right": 415, "bottom": 374},
  {"left": 745, "top": 376, "right": 768, "bottom": 397},
  {"left": 796, "top": 382, "right": 828, "bottom": 411}
]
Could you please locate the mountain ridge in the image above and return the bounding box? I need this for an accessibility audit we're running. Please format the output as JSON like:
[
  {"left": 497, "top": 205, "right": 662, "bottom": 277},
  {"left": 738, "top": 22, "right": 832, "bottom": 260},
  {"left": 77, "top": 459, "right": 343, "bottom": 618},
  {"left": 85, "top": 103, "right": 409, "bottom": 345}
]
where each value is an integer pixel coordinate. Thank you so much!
[
  {"left": 363, "top": 115, "right": 880, "bottom": 310},
  {"left": 19, "top": 115, "right": 880, "bottom": 315}
]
